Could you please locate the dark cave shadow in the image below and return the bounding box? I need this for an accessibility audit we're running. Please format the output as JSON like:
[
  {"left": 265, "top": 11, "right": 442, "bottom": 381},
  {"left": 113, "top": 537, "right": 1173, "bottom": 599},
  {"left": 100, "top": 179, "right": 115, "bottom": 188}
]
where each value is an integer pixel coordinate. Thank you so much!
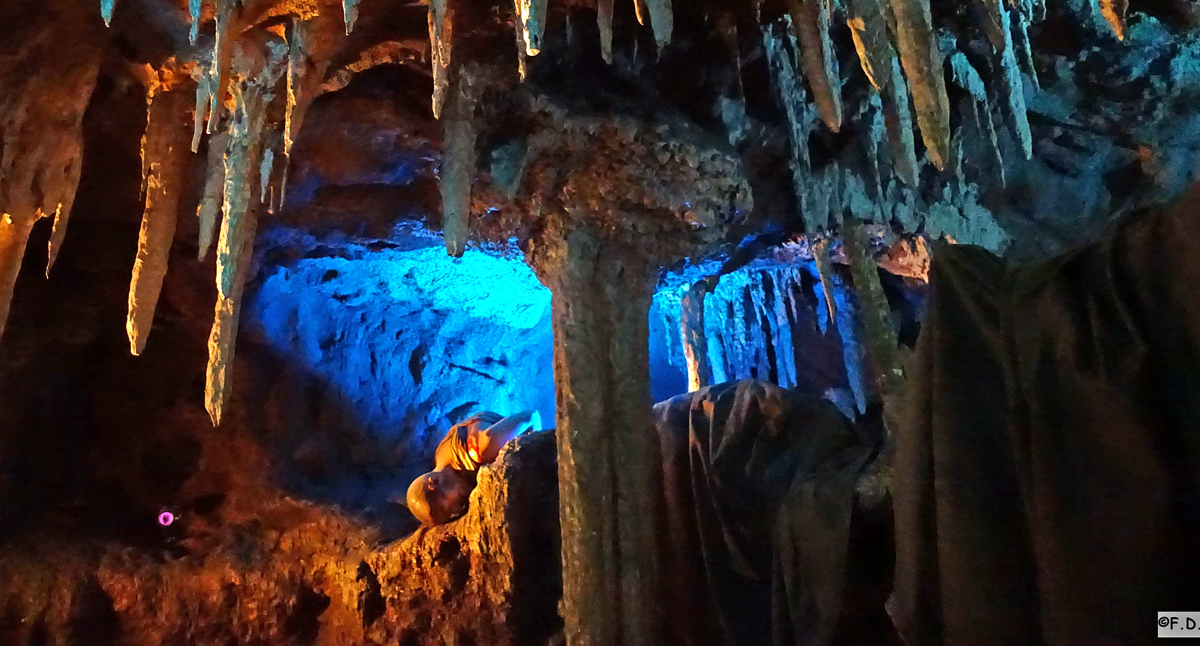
[{"left": 236, "top": 337, "right": 430, "bottom": 543}]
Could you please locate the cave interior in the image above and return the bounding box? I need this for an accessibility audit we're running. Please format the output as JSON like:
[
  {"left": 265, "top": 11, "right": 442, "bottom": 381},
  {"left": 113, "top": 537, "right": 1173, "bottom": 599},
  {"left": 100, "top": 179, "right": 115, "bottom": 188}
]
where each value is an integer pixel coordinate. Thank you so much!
[{"left": 2, "top": 0, "right": 1199, "bottom": 643}]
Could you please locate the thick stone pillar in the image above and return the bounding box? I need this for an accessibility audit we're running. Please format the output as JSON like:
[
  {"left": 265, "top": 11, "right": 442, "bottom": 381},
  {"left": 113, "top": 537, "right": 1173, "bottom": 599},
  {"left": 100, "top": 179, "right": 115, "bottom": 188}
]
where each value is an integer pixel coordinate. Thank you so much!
[{"left": 532, "top": 227, "right": 662, "bottom": 646}]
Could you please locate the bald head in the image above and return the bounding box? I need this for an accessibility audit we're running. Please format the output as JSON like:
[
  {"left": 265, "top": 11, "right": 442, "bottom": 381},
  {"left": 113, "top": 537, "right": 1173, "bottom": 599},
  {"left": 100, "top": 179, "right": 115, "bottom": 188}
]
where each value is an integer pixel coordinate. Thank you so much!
[{"left": 406, "top": 469, "right": 473, "bottom": 526}]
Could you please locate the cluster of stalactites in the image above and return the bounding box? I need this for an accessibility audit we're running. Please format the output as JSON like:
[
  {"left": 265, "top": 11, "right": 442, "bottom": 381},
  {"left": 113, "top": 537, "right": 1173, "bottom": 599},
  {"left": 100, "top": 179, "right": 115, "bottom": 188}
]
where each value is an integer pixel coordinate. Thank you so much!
[
  {"left": 94, "top": 0, "right": 331, "bottom": 425},
  {"left": 760, "top": 0, "right": 1040, "bottom": 236}
]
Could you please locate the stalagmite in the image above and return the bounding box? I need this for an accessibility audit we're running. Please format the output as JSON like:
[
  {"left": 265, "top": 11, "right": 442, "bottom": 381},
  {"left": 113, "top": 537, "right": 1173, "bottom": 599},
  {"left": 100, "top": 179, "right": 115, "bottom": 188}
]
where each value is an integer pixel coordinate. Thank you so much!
[
  {"left": 127, "top": 87, "right": 192, "bottom": 356},
  {"left": 197, "top": 133, "right": 228, "bottom": 260},
  {"left": 888, "top": 0, "right": 952, "bottom": 169},
  {"left": 189, "top": 0, "right": 202, "bottom": 44},
  {"left": 429, "top": 0, "right": 452, "bottom": 117},
  {"left": 342, "top": 0, "right": 359, "bottom": 34},
  {"left": 997, "top": 3, "right": 1033, "bottom": 159},
  {"left": 516, "top": 0, "right": 549, "bottom": 55},
  {"left": 1100, "top": 0, "right": 1128, "bottom": 39},
  {"left": 679, "top": 280, "right": 712, "bottom": 391},
  {"left": 101, "top": 0, "right": 116, "bottom": 26},
  {"left": 950, "top": 52, "right": 1005, "bottom": 184},
  {"left": 786, "top": 0, "right": 842, "bottom": 132},
  {"left": 441, "top": 66, "right": 482, "bottom": 257},
  {"left": 597, "top": 0, "right": 614, "bottom": 64},
  {"left": 646, "top": 0, "right": 672, "bottom": 53}
]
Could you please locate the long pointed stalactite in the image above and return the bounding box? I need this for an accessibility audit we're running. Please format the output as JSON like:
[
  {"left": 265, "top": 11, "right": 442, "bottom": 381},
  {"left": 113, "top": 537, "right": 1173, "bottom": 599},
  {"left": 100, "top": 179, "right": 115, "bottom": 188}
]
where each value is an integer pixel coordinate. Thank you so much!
[
  {"left": 888, "top": 0, "right": 951, "bottom": 169},
  {"left": 205, "top": 42, "right": 287, "bottom": 426},
  {"left": 0, "top": 23, "right": 100, "bottom": 341},
  {"left": 127, "top": 75, "right": 194, "bottom": 356},
  {"left": 787, "top": 0, "right": 842, "bottom": 132},
  {"left": 440, "top": 64, "right": 483, "bottom": 258},
  {"left": 429, "top": 0, "right": 453, "bottom": 117}
]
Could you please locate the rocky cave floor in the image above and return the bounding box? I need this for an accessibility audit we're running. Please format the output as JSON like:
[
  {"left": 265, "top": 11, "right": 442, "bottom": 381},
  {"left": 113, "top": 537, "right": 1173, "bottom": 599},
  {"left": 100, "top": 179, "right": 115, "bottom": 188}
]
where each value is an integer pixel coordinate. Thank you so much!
[{"left": 0, "top": 427, "right": 562, "bottom": 646}]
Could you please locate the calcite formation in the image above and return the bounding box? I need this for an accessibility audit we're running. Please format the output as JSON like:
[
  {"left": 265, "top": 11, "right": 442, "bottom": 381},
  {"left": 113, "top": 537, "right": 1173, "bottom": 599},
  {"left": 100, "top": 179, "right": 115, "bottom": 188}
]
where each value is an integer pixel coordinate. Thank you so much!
[{"left": 0, "top": 0, "right": 1067, "bottom": 420}]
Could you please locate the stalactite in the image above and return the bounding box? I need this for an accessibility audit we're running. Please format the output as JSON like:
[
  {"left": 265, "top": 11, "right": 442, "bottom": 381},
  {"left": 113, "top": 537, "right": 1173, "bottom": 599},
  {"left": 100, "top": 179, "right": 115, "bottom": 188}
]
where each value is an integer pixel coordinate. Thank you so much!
[
  {"left": 679, "top": 280, "right": 712, "bottom": 391},
  {"left": 516, "top": 0, "right": 549, "bottom": 56},
  {"left": 192, "top": 62, "right": 216, "bottom": 152},
  {"left": 598, "top": 0, "right": 614, "bottom": 64},
  {"left": 812, "top": 237, "right": 838, "bottom": 325},
  {"left": 189, "top": 0, "right": 202, "bottom": 44},
  {"left": 1012, "top": 9, "right": 1040, "bottom": 90},
  {"left": 977, "top": 0, "right": 1006, "bottom": 51},
  {"left": 197, "top": 133, "right": 228, "bottom": 260},
  {"left": 207, "top": 0, "right": 238, "bottom": 135},
  {"left": 845, "top": 0, "right": 892, "bottom": 91},
  {"left": 882, "top": 58, "right": 920, "bottom": 186},
  {"left": 441, "top": 65, "right": 482, "bottom": 257},
  {"left": 285, "top": 17, "right": 305, "bottom": 155},
  {"left": 842, "top": 223, "right": 904, "bottom": 429},
  {"left": 950, "top": 52, "right": 1005, "bottom": 185},
  {"left": 634, "top": 0, "right": 648, "bottom": 26},
  {"left": 0, "top": 215, "right": 36, "bottom": 342},
  {"left": 0, "top": 36, "right": 99, "bottom": 338},
  {"left": 514, "top": 18, "right": 529, "bottom": 80},
  {"left": 342, "top": 0, "right": 360, "bottom": 34},
  {"left": 646, "top": 0, "right": 673, "bottom": 53},
  {"left": 1100, "top": 0, "right": 1128, "bottom": 39},
  {"left": 997, "top": 2, "right": 1033, "bottom": 159},
  {"left": 888, "top": 0, "right": 951, "bottom": 169},
  {"left": 127, "top": 86, "right": 192, "bottom": 356},
  {"left": 206, "top": 43, "right": 287, "bottom": 426},
  {"left": 101, "top": 0, "right": 116, "bottom": 26},
  {"left": 429, "top": 0, "right": 452, "bottom": 118},
  {"left": 786, "top": 0, "right": 843, "bottom": 132},
  {"left": 844, "top": 0, "right": 919, "bottom": 185}
]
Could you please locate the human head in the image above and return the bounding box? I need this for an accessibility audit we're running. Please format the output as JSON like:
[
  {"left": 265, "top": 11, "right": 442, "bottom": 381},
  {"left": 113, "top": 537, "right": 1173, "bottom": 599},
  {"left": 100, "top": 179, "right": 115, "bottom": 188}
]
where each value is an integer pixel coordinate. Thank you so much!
[{"left": 406, "top": 469, "right": 475, "bottom": 525}]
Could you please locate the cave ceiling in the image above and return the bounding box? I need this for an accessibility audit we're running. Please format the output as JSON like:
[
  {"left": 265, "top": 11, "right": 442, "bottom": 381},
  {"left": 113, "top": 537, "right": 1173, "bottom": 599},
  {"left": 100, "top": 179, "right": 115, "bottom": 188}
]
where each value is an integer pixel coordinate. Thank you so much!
[{"left": 2, "top": 0, "right": 1199, "bottom": 422}]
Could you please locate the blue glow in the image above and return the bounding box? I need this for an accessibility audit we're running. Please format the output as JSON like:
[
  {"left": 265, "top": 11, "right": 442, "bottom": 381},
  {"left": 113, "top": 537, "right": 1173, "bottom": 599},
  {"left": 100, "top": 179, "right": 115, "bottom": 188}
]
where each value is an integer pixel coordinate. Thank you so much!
[
  {"left": 247, "top": 228, "right": 555, "bottom": 460},
  {"left": 649, "top": 259, "right": 864, "bottom": 413}
]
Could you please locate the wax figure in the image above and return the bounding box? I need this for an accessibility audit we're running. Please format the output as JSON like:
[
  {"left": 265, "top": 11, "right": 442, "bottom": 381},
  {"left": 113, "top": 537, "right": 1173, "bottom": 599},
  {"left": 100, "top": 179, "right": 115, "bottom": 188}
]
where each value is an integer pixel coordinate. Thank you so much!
[
  {"left": 892, "top": 183, "right": 1200, "bottom": 646},
  {"left": 406, "top": 410, "right": 542, "bottom": 526}
]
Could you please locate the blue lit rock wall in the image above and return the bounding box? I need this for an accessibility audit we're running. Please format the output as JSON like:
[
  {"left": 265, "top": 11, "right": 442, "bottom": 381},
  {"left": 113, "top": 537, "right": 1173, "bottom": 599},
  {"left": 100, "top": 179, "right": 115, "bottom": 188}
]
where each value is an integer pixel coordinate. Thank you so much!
[
  {"left": 246, "top": 227, "right": 555, "bottom": 466},
  {"left": 649, "top": 261, "right": 868, "bottom": 417}
]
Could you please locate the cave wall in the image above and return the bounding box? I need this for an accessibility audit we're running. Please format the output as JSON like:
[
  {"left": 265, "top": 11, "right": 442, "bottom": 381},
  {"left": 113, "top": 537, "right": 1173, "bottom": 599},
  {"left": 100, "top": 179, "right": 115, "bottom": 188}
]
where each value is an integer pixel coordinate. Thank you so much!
[{"left": 245, "top": 226, "right": 556, "bottom": 464}]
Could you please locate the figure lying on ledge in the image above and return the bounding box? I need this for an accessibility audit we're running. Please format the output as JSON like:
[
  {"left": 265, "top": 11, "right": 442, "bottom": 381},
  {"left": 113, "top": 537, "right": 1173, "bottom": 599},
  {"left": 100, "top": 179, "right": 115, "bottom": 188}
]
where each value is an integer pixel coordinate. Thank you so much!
[
  {"left": 408, "top": 380, "right": 891, "bottom": 646},
  {"left": 406, "top": 409, "right": 542, "bottom": 525}
]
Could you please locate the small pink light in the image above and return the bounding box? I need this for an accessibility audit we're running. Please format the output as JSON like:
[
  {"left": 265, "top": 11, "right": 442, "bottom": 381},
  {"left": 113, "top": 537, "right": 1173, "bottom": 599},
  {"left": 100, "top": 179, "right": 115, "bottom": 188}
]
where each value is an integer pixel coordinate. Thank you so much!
[{"left": 158, "top": 511, "right": 175, "bottom": 526}]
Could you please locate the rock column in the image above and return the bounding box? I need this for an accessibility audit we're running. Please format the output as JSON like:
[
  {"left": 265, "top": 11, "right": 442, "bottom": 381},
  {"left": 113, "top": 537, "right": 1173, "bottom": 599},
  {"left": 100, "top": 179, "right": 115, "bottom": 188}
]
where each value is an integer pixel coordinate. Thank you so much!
[{"left": 532, "top": 225, "right": 662, "bottom": 646}]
